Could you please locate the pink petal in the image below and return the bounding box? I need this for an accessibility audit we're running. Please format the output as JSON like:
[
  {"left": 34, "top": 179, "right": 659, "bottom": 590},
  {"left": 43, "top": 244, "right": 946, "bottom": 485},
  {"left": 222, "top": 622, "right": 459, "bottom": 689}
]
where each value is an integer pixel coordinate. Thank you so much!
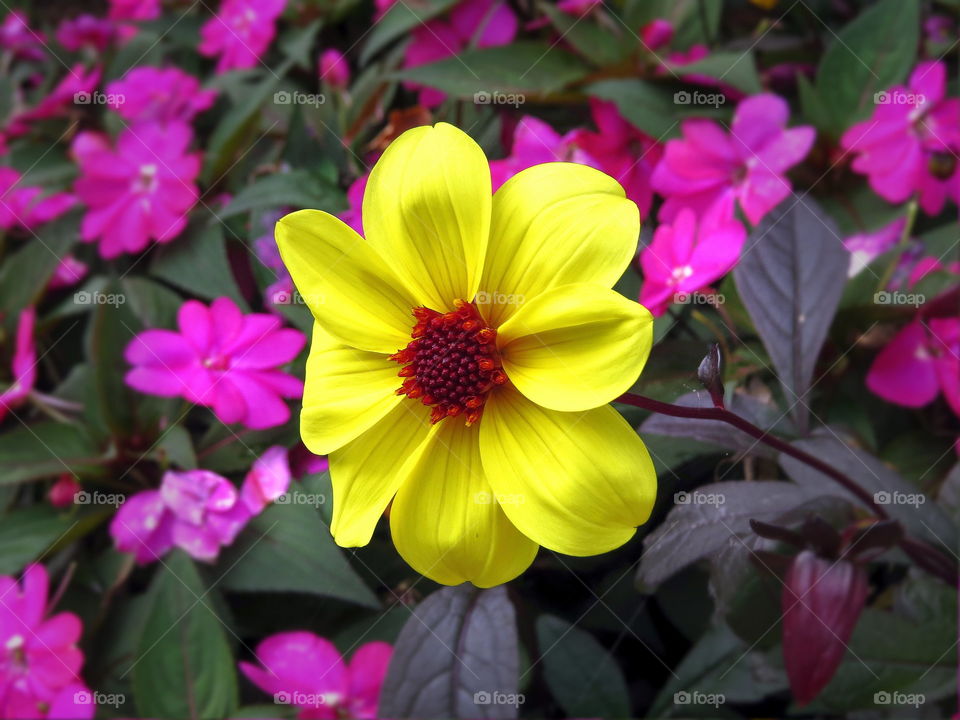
[
  {"left": 347, "top": 642, "right": 392, "bottom": 718},
  {"left": 866, "top": 321, "right": 940, "bottom": 407}
]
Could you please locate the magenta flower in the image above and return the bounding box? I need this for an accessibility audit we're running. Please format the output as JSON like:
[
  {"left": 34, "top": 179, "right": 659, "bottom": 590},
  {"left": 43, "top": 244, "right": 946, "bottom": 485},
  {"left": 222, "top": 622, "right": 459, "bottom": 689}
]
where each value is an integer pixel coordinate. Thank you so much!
[
  {"left": 6, "top": 65, "right": 101, "bottom": 139},
  {"left": 111, "top": 448, "right": 292, "bottom": 563},
  {"left": 199, "top": 0, "right": 286, "bottom": 74},
  {"left": 48, "top": 256, "right": 89, "bottom": 290},
  {"left": 71, "top": 122, "right": 201, "bottom": 258},
  {"left": 124, "top": 297, "right": 305, "bottom": 429},
  {"left": 107, "top": 0, "right": 160, "bottom": 21},
  {"left": 489, "top": 115, "right": 594, "bottom": 191},
  {"left": 841, "top": 61, "right": 960, "bottom": 216},
  {"left": 105, "top": 67, "right": 217, "bottom": 125},
  {"left": 239, "top": 633, "right": 392, "bottom": 719},
  {"left": 48, "top": 475, "right": 82, "bottom": 509},
  {"left": 652, "top": 93, "right": 816, "bottom": 225},
  {"left": 639, "top": 206, "right": 746, "bottom": 315},
  {"left": 318, "top": 49, "right": 350, "bottom": 89},
  {"left": 867, "top": 317, "right": 960, "bottom": 418},
  {"left": 0, "top": 564, "right": 93, "bottom": 719},
  {"left": 0, "top": 167, "right": 76, "bottom": 232},
  {"left": 640, "top": 18, "right": 673, "bottom": 50},
  {"left": 0, "top": 307, "right": 37, "bottom": 422},
  {"left": 55, "top": 15, "right": 117, "bottom": 51},
  {"left": 571, "top": 98, "right": 663, "bottom": 217},
  {"left": 0, "top": 11, "right": 45, "bottom": 61},
  {"left": 843, "top": 217, "right": 905, "bottom": 277}
]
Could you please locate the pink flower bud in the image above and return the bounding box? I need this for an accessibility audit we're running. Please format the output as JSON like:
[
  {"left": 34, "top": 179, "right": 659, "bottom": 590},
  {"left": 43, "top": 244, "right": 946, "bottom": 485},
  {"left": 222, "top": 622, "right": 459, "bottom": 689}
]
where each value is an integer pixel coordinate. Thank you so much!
[
  {"left": 49, "top": 475, "right": 81, "bottom": 508},
  {"left": 319, "top": 49, "right": 350, "bottom": 89}
]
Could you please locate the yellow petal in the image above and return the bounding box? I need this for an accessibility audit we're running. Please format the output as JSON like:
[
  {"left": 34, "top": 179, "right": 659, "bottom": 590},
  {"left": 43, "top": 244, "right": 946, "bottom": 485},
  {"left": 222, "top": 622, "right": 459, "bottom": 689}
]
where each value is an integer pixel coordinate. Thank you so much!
[
  {"left": 390, "top": 420, "right": 538, "bottom": 587},
  {"left": 497, "top": 284, "right": 653, "bottom": 412},
  {"left": 478, "top": 163, "right": 639, "bottom": 327},
  {"left": 362, "top": 123, "right": 491, "bottom": 312},
  {"left": 276, "top": 209, "right": 417, "bottom": 353},
  {"left": 479, "top": 388, "right": 657, "bottom": 556},
  {"left": 329, "top": 400, "right": 435, "bottom": 547},
  {"left": 301, "top": 323, "right": 402, "bottom": 455}
]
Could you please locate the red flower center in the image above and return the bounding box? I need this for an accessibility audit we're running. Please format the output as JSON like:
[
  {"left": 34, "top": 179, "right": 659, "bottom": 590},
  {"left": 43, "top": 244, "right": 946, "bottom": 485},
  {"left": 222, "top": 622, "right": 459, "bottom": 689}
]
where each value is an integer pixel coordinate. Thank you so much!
[{"left": 390, "top": 300, "right": 507, "bottom": 426}]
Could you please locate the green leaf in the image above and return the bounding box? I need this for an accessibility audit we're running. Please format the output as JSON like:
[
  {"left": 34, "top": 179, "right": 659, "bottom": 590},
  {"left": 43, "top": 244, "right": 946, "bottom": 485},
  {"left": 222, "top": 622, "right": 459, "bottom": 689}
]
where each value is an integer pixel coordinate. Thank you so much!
[
  {"left": 121, "top": 276, "right": 183, "bottom": 329},
  {"left": 150, "top": 220, "right": 246, "bottom": 306},
  {"left": 0, "top": 422, "right": 103, "bottom": 485},
  {"left": 0, "top": 506, "right": 81, "bottom": 574},
  {"left": 278, "top": 19, "right": 322, "bottom": 69},
  {"left": 133, "top": 551, "right": 238, "bottom": 720},
  {"left": 664, "top": 51, "right": 761, "bottom": 94},
  {"left": 536, "top": 614, "right": 630, "bottom": 717},
  {"left": 216, "top": 501, "right": 379, "bottom": 608},
  {"left": 220, "top": 170, "right": 345, "bottom": 219},
  {"left": 540, "top": 4, "right": 628, "bottom": 66},
  {"left": 360, "top": 0, "right": 459, "bottom": 64},
  {"left": 393, "top": 42, "right": 589, "bottom": 98},
  {"left": 813, "top": 0, "right": 919, "bottom": 137}
]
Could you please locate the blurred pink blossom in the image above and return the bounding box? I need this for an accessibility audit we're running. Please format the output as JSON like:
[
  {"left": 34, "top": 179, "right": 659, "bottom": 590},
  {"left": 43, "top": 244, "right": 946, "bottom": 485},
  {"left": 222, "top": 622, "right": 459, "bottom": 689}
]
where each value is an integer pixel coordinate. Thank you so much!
[
  {"left": 319, "top": 49, "right": 350, "bottom": 89},
  {"left": 240, "top": 445, "right": 293, "bottom": 513},
  {"left": 0, "top": 11, "right": 45, "bottom": 61},
  {"left": 48, "top": 475, "right": 82, "bottom": 508},
  {"left": 5, "top": 65, "right": 102, "bottom": 139},
  {"left": 56, "top": 15, "right": 117, "bottom": 51},
  {"left": 843, "top": 217, "right": 905, "bottom": 277},
  {"left": 107, "top": 0, "right": 160, "bottom": 21},
  {"left": 640, "top": 19, "right": 673, "bottom": 50},
  {"left": 652, "top": 93, "right": 815, "bottom": 225},
  {"left": 124, "top": 297, "right": 305, "bottom": 429},
  {"left": 570, "top": 98, "right": 663, "bottom": 217},
  {"left": 338, "top": 173, "right": 367, "bottom": 235},
  {"left": 639, "top": 206, "right": 746, "bottom": 315},
  {"left": 489, "top": 116, "right": 594, "bottom": 190},
  {"left": 240, "top": 633, "right": 392, "bottom": 719},
  {"left": 0, "top": 564, "right": 93, "bottom": 719},
  {"left": 48, "top": 256, "right": 89, "bottom": 290},
  {"left": 106, "top": 66, "right": 217, "bottom": 124},
  {"left": 0, "top": 167, "right": 76, "bottom": 231},
  {"left": 0, "top": 307, "right": 36, "bottom": 422},
  {"left": 841, "top": 60, "right": 960, "bottom": 216},
  {"left": 199, "top": 0, "right": 286, "bottom": 74},
  {"left": 71, "top": 122, "right": 200, "bottom": 258}
]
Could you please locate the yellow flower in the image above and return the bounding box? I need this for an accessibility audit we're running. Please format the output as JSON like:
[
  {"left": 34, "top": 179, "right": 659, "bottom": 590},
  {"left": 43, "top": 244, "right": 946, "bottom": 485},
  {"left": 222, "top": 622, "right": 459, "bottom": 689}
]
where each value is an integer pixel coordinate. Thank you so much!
[{"left": 276, "top": 123, "right": 657, "bottom": 587}]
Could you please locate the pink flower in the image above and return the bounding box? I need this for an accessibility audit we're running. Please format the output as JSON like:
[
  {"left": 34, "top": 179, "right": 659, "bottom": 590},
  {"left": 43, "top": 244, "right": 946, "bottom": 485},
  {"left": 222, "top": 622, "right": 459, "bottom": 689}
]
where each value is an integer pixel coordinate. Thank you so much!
[
  {"left": 843, "top": 217, "right": 905, "bottom": 277},
  {"left": 48, "top": 256, "right": 89, "bottom": 290},
  {"left": 107, "top": 0, "right": 160, "bottom": 21},
  {"left": 0, "top": 167, "right": 76, "bottom": 232},
  {"left": 841, "top": 61, "right": 960, "bottom": 216},
  {"left": 570, "top": 98, "right": 663, "bottom": 217},
  {"left": 556, "top": 0, "right": 601, "bottom": 14},
  {"left": 0, "top": 307, "right": 37, "bottom": 422},
  {"left": 56, "top": 15, "right": 117, "bottom": 51},
  {"left": 105, "top": 67, "right": 217, "bottom": 125},
  {"left": 0, "top": 564, "right": 93, "bottom": 719},
  {"left": 338, "top": 174, "right": 367, "bottom": 235},
  {"left": 652, "top": 93, "right": 816, "bottom": 225},
  {"left": 239, "top": 633, "right": 392, "bottom": 720},
  {"left": 198, "top": 0, "right": 286, "bottom": 74},
  {"left": 402, "top": 0, "right": 517, "bottom": 107},
  {"left": 48, "top": 475, "right": 82, "bottom": 508},
  {"left": 640, "top": 19, "right": 673, "bottom": 51},
  {"left": 289, "top": 444, "right": 328, "bottom": 478},
  {"left": 867, "top": 318, "right": 960, "bottom": 417},
  {"left": 0, "top": 11, "right": 45, "bottom": 61},
  {"left": 639, "top": 206, "right": 746, "bottom": 315},
  {"left": 319, "top": 49, "right": 350, "bottom": 89},
  {"left": 71, "top": 122, "right": 201, "bottom": 258},
  {"left": 111, "top": 448, "right": 292, "bottom": 563},
  {"left": 489, "top": 115, "right": 594, "bottom": 191},
  {"left": 6, "top": 65, "right": 101, "bottom": 138},
  {"left": 124, "top": 297, "right": 305, "bottom": 429}
]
